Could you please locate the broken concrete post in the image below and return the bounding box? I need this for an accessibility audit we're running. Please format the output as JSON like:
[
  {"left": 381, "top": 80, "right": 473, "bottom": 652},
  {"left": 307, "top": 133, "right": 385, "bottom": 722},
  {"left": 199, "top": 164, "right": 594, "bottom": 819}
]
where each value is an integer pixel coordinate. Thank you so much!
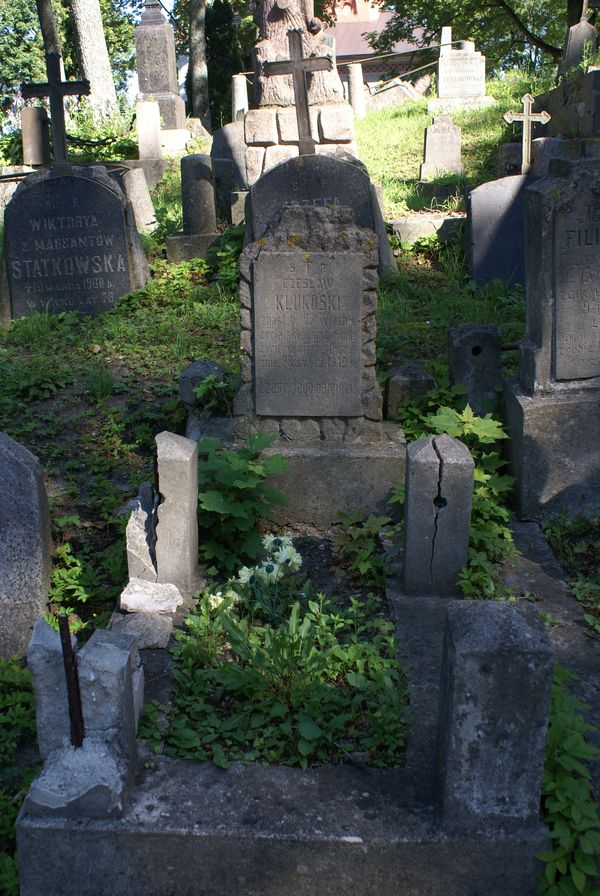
[
  {"left": 78, "top": 629, "right": 144, "bottom": 761},
  {"left": 448, "top": 324, "right": 502, "bottom": 415},
  {"left": 403, "top": 434, "right": 474, "bottom": 595},
  {"left": 385, "top": 362, "right": 437, "bottom": 419},
  {"left": 438, "top": 602, "right": 552, "bottom": 825},
  {"left": 23, "top": 627, "right": 144, "bottom": 820},
  {"left": 27, "top": 620, "right": 76, "bottom": 758},
  {"left": 155, "top": 431, "right": 205, "bottom": 597},
  {"left": 126, "top": 481, "right": 159, "bottom": 582}
]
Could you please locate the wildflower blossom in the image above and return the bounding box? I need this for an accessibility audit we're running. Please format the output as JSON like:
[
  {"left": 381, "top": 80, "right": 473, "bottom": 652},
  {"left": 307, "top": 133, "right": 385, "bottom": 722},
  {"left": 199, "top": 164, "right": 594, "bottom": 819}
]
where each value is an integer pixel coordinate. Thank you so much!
[
  {"left": 257, "top": 561, "right": 283, "bottom": 584},
  {"left": 273, "top": 544, "right": 302, "bottom": 572}
]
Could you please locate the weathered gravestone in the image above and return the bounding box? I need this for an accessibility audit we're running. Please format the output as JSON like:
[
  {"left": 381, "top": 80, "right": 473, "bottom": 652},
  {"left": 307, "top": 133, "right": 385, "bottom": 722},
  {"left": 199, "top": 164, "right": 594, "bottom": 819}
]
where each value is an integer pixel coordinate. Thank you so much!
[
  {"left": 233, "top": 181, "right": 404, "bottom": 525},
  {"left": 0, "top": 432, "right": 52, "bottom": 658},
  {"left": 135, "top": 0, "right": 185, "bottom": 129},
  {"left": 504, "top": 158, "right": 600, "bottom": 517},
  {"left": 419, "top": 116, "right": 462, "bottom": 180},
  {"left": 558, "top": 1, "right": 597, "bottom": 78},
  {"left": 3, "top": 165, "right": 149, "bottom": 318},
  {"left": 467, "top": 174, "right": 535, "bottom": 288},
  {"left": 429, "top": 26, "right": 494, "bottom": 113}
]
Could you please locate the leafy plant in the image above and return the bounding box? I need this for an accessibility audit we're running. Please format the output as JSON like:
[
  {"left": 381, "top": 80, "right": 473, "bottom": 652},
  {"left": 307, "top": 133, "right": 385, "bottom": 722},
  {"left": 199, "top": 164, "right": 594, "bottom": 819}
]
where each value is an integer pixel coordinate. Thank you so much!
[
  {"left": 543, "top": 516, "right": 600, "bottom": 638},
  {"left": 141, "top": 569, "right": 409, "bottom": 769},
  {"left": 332, "top": 511, "right": 392, "bottom": 590},
  {"left": 538, "top": 666, "right": 600, "bottom": 895},
  {"left": 197, "top": 434, "right": 289, "bottom": 576}
]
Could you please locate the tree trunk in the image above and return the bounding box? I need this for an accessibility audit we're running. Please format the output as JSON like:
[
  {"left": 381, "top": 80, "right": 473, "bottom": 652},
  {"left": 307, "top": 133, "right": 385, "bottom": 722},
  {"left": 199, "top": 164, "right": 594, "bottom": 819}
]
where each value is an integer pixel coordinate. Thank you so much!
[
  {"left": 189, "top": 0, "right": 212, "bottom": 131},
  {"left": 70, "top": 0, "right": 117, "bottom": 116},
  {"left": 35, "top": 0, "right": 61, "bottom": 54}
]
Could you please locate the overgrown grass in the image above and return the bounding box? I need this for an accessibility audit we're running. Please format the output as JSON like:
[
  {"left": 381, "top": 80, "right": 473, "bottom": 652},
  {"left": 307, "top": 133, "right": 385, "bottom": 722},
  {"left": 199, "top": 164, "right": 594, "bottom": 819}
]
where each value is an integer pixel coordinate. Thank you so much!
[{"left": 356, "top": 69, "right": 555, "bottom": 218}]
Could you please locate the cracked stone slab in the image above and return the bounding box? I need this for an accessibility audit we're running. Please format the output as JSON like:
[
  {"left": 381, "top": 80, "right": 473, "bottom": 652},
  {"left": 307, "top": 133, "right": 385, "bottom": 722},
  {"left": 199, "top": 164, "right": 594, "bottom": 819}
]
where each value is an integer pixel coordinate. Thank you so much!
[
  {"left": 109, "top": 611, "right": 173, "bottom": 649},
  {"left": 120, "top": 578, "right": 184, "bottom": 615}
]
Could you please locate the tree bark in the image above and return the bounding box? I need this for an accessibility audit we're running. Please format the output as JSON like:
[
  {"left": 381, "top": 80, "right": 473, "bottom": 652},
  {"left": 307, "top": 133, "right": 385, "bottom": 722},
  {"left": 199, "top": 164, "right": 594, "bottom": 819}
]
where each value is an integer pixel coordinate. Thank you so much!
[
  {"left": 189, "top": 0, "right": 212, "bottom": 130},
  {"left": 35, "top": 0, "right": 61, "bottom": 54},
  {"left": 70, "top": 0, "right": 118, "bottom": 116}
]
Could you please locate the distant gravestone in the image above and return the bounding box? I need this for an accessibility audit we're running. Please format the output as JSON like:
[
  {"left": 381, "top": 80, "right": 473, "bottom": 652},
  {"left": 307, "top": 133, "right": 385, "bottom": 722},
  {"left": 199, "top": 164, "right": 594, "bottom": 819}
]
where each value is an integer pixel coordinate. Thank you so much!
[
  {"left": 467, "top": 174, "right": 535, "bottom": 288},
  {"left": 559, "top": 5, "right": 597, "bottom": 78},
  {"left": 419, "top": 116, "right": 462, "bottom": 180},
  {"left": 448, "top": 324, "right": 502, "bottom": 415},
  {"left": 165, "top": 154, "right": 220, "bottom": 262},
  {"left": 429, "top": 27, "right": 494, "bottom": 113},
  {"left": 135, "top": 0, "right": 185, "bottom": 129},
  {"left": 0, "top": 432, "right": 52, "bottom": 658},
  {"left": 504, "top": 158, "right": 600, "bottom": 517},
  {"left": 4, "top": 165, "right": 149, "bottom": 318}
]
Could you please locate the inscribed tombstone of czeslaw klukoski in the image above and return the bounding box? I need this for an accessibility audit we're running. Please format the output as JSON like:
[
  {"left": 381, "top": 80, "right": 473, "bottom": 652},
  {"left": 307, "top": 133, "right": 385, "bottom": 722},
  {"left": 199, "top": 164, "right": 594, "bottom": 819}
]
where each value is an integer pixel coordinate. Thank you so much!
[
  {"left": 253, "top": 251, "right": 362, "bottom": 416},
  {"left": 5, "top": 166, "right": 144, "bottom": 318}
]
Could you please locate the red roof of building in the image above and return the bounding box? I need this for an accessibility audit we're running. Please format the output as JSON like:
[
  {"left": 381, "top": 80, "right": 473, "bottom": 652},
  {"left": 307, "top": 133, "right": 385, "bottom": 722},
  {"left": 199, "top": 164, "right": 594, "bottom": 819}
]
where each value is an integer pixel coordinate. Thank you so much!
[{"left": 326, "top": 12, "right": 425, "bottom": 61}]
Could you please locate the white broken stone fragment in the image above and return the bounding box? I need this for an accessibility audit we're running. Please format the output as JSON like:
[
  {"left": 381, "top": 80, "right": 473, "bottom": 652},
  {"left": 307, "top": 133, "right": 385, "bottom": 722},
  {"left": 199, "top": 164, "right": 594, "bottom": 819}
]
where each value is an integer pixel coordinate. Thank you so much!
[{"left": 120, "top": 578, "right": 184, "bottom": 615}]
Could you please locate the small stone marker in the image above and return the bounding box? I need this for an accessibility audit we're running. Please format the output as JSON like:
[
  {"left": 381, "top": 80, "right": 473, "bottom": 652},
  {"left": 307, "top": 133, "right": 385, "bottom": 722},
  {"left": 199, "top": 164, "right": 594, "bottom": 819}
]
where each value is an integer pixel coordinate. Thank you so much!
[
  {"left": 403, "top": 434, "right": 474, "bottom": 595},
  {"left": 0, "top": 432, "right": 52, "bottom": 658},
  {"left": 503, "top": 94, "right": 551, "bottom": 174},
  {"left": 135, "top": 0, "right": 186, "bottom": 129},
  {"left": 165, "top": 154, "right": 220, "bottom": 262},
  {"left": 154, "top": 431, "right": 205, "bottom": 597},
  {"left": 347, "top": 63, "right": 366, "bottom": 119},
  {"left": 448, "top": 324, "right": 502, "bottom": 415},
  {"left": 419, "top": 116, "right": 462, "bottom": 180},
  {"left": 385, "top": 363, "right": 437, "bottom": 419},
  {"left": 504, "top": 157, "right": 600, "bottom": 517},
  {"left": 4, "top": 165, "right": 149, "bottom": 318},
  {"left": 438, "top": 602, "right": 552, "bottom": 824},
  {"left": 231, "top": 73, "right": 249, "bottom": 121},
  {"left": 21, "top": 52, "right": 90, "bottom": 162},
  {"left": 263, "top": 29, "right": 333, "bottom": 154}
]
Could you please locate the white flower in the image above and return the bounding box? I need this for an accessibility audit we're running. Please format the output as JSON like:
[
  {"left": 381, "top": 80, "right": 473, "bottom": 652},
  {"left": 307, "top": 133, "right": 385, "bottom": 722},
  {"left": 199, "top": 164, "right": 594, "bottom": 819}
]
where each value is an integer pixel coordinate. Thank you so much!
[
  {"left": 223, "top": 587, "right": 240, "bottom": 603},
  {"left": 237, "top": 566, "right": 254, "bottom": 585},
  {"left": 262, "top": 534, "right": 294, "bottom": 554},
  {"left": 207, "top": 591, "right": 224, "bottom": 609},
  {"left": 273, "top": 544, "right": 302, "bottom": 572},
  {"left": 257, "top": 561, "right": 283, "bottom": 584}
]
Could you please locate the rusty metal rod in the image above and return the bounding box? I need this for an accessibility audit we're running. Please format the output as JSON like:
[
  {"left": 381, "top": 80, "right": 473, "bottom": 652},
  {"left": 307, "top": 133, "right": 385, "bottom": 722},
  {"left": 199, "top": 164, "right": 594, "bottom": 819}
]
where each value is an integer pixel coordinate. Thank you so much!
[{"left": 58, "top": 614, "right": 85, "bottom": 748}]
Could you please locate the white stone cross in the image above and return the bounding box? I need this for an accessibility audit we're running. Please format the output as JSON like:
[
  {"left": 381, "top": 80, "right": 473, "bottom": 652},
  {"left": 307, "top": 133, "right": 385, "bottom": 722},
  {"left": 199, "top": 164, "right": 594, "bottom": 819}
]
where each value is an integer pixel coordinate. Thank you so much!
[{"left": 503, "top": 93, "right": 551, "bottom": 175}]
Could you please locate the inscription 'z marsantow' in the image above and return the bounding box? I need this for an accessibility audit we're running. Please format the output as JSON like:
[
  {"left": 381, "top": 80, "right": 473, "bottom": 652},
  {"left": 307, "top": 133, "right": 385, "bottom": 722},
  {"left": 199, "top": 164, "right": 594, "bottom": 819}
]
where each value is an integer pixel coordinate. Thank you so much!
[
  {"left": 253, "top": 252, "right": 363, "bottom": 416},
  {"left": 554, "top": 218, "right": 600, "bottom": 380}
]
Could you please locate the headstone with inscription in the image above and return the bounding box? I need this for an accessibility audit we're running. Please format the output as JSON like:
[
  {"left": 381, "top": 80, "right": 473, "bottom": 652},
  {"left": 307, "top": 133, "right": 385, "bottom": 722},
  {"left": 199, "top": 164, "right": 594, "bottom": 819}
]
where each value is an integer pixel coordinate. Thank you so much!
[
  {"left": 504, "top": 158, "right": 600, "bottom": 517},
  {"left": 135, "top": 0, "right": 185, "bottom": 130},
  {"left": 419, "top": 116, "right": 462, "bottom": 180},
  {"left": 3, "top": 165, "right": 149, "bottom": 318},
  {"left": 429, "top": 27, "right": 494, "bottom": 113},
  {"left": 233, "top": 162, "right": 404, "bottom": 526}
]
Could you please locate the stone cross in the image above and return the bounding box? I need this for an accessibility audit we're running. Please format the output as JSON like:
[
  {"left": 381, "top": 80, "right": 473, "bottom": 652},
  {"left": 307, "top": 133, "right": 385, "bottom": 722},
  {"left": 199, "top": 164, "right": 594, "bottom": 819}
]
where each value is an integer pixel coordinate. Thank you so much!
[
  {"left": 503, "top": 93, "right": 551, "bottom": 174},
  {"left": 263, "top": 29, "right": 333, "bottom": 154},
  {"left": 21, "top": 53, "right": 90, "bottom": 163}
]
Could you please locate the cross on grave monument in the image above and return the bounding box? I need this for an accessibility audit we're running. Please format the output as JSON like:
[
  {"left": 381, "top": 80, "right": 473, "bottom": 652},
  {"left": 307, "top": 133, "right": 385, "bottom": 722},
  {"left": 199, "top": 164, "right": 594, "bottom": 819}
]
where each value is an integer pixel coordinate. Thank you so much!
[
  {"left": 262, "top": 28, "right": 333, "bottom": 154},
  {"left": 21, "top": 53, "right": 90, "bottom": 163},
  {"left": 503, "top": 93, "right": 551, "bottom": 174}
]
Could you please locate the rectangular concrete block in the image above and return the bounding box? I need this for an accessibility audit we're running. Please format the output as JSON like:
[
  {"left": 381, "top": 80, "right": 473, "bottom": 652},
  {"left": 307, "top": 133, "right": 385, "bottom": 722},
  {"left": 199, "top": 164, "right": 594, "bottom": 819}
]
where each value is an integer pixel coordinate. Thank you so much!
[
  {"left": 438, "top": 602, "right": 552, "bottom": 825},
  {"left": 403, "top": 434, "right": 474, "bottom": 595},
  {"left": 244, "top": 109, "right": 278, "bottom": 145}
]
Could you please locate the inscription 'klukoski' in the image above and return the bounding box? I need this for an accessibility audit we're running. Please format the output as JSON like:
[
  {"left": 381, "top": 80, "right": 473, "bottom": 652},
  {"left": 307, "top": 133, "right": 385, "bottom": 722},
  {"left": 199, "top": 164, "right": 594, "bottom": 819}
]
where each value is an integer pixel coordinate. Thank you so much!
[{"left": 253, "top": 252, "right": 363, "bottom": 416}]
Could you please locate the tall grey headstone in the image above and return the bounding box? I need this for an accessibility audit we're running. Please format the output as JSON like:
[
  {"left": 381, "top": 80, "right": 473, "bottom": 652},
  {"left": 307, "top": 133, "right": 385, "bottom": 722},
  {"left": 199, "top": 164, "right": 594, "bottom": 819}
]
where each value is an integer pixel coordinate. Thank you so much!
[
  {"left": 233, "top": 187, "right": 404, "bottom": 526},
  {"left": 0, "top": 433, "right": 52, "bottom": 658},
  {"left": 135, "top": 0, "right": 186, "bottom": 129},
  {"left": 559, "top": 17, "right": 597, "bottom": 77},
  {"left": 430, "top": 27, "right": 494, "bottom": 113},
  {"left": 403, "top": 434, "right": 474, "bottom": 596},
  {"left": 438, "top": 602, "right": 552, "bottom": 824},
  {"left": 4, "top": 165, "right": 149, "bottom": 318},
  {"left": 504, "top": 157, "right": 600, "bottom": 517},
  {"left": 420, "top": 116, "right": 462, "bottom": 180}
]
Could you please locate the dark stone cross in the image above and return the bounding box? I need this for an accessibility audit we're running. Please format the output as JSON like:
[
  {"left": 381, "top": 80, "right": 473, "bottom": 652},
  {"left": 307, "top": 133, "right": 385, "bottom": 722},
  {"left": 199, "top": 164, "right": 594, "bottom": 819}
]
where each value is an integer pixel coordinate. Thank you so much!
[
  {"left": 263, "top": 29, "right": 333, "bottom": 155},
  {"left": 21, "top": 53, "right": 90, "bottom": 163},
  {"left": 503, "top": 93, "right": 551, "bottom": 175}
]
